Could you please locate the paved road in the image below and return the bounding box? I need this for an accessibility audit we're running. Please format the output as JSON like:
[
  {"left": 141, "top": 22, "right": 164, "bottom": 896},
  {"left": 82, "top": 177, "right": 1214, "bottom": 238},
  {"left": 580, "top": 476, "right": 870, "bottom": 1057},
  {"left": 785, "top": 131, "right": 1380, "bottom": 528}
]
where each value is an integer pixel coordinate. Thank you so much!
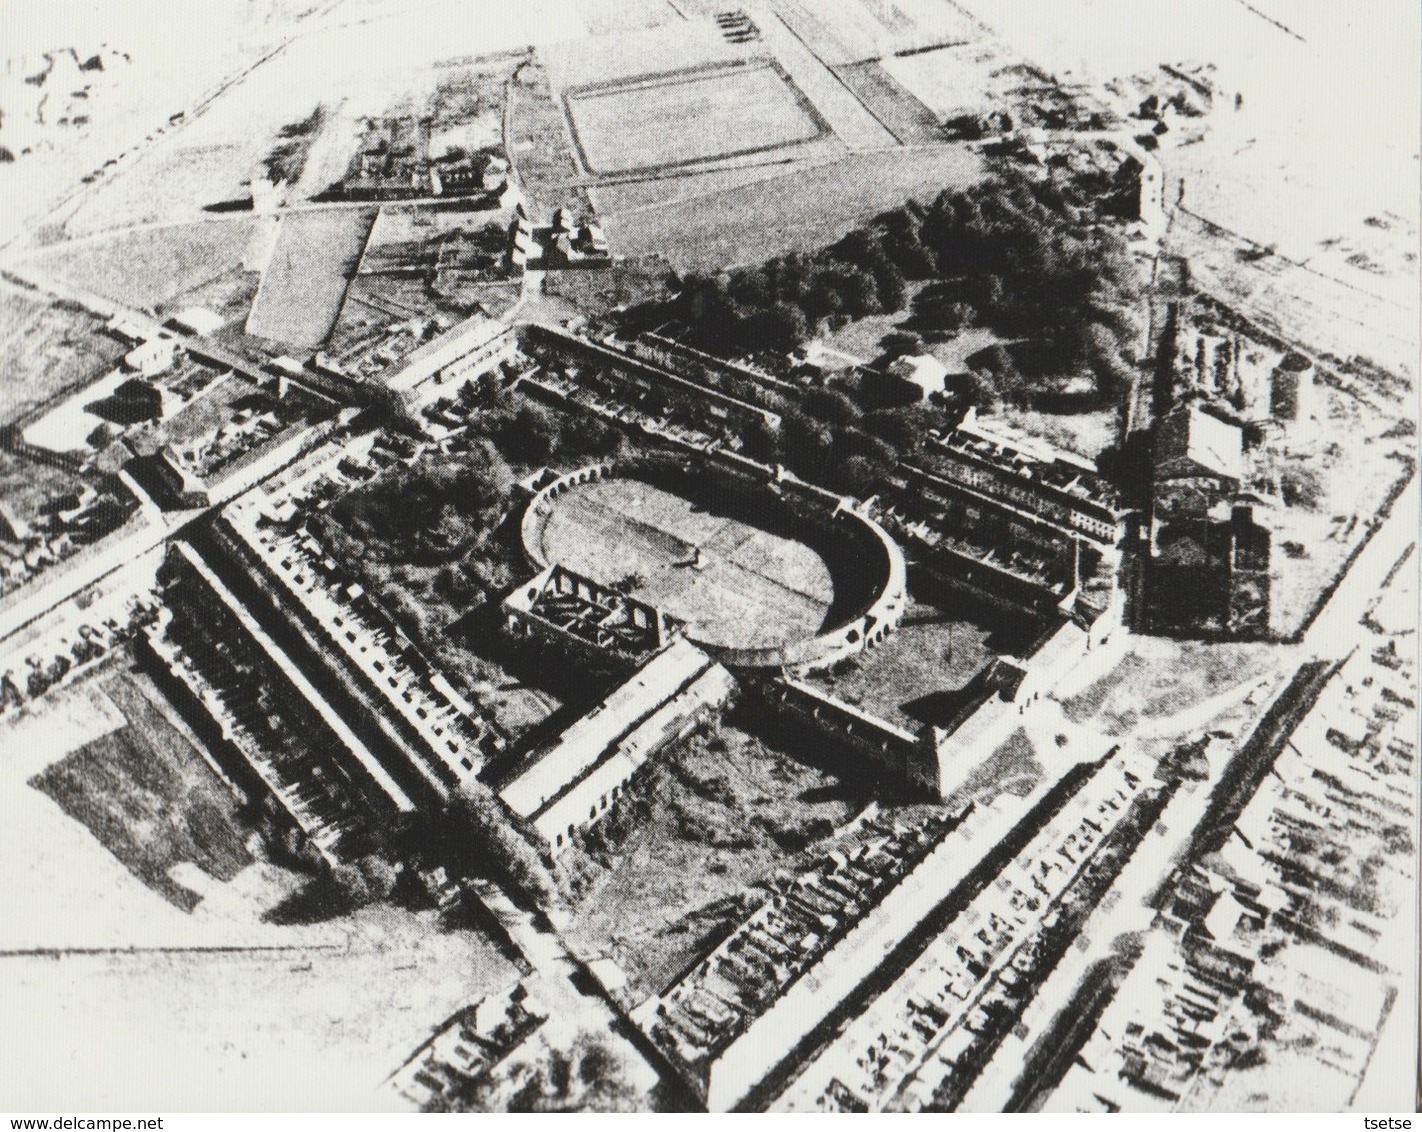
[{"left": 1302, "top": 473, "right": 1417, "bottom": 657}]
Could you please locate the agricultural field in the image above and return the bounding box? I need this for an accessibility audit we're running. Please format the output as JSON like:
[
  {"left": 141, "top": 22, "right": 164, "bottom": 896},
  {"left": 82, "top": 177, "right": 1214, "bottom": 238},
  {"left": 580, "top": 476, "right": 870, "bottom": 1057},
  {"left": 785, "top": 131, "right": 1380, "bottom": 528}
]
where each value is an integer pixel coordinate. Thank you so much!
[
  {"left": 532, "top": 476, "right": 834, "bottom": 651},
  {"left": 829, "top": 60, "right": 944, "bottom": 144},
  {"left": 0, "top": 289, "right": 126, "bottom": 428},
  {"left": 564, "top": 61, "right": 829, "bottom": 176},
  {"left": 245, "top": 209, "right": 377, "bottom": 349},
  {"left": 559, "top": 722, "right": 870, "bottom": 1000},
  {"left": 603, "top": 144, "right": 984, "bottom": 271},
  {"left": 752, "top": 3, "right": 895, "bottom": 150},
  {"left": 503, "top": 57, "right": 590, "bottom": 218},
  {"left": 23, "top": 218, "right": 260, "bottom": 315}
]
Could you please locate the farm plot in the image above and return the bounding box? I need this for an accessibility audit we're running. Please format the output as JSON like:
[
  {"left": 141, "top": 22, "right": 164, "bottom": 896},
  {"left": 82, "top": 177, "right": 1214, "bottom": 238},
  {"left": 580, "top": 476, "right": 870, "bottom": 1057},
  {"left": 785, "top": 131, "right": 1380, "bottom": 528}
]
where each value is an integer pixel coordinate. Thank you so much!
[
  {"left": 564, "top": 61, "right": 829, "bottom": 176},
  {"left": 830, "top": 60, "right": 945, "bottom": 144},
  {"left": 0, "top": 291, "right": 126, "bottom": 428},
  {"left": 244, "top": 209, "right": 376, "bottom": 349}
]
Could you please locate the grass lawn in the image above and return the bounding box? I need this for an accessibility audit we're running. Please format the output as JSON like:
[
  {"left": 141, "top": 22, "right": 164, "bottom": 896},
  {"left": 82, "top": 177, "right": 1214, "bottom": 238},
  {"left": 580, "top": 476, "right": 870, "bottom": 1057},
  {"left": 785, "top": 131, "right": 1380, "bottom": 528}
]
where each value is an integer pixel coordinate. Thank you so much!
[
  {"left": 559, "top": 723, "right": 869, "bottom": 1000},
  {"left": 28, "top": 667, "right": 254, "bottom": 911},
  {"left": 565, "top": 62, "right": 827, "bottom": 176}
]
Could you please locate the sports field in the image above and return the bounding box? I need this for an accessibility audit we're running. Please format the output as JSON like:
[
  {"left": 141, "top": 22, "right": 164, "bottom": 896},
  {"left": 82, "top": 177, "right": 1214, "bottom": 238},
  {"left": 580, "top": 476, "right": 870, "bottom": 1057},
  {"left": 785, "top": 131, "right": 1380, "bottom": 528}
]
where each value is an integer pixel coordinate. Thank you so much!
[
  {"left": 534, "top": 477, "right": 834, "bottom": 650},
  {"left": 564, "top": 61, "right": 829, "bottom": 175}
]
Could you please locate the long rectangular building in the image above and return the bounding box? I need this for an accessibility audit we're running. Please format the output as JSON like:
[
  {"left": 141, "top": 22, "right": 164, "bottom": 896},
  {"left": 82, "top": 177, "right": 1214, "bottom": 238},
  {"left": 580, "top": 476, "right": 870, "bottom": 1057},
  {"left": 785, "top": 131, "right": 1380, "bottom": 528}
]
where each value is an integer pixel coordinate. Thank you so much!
[{"left": 499, "top": 638, "right": 734, "bottom": 855}]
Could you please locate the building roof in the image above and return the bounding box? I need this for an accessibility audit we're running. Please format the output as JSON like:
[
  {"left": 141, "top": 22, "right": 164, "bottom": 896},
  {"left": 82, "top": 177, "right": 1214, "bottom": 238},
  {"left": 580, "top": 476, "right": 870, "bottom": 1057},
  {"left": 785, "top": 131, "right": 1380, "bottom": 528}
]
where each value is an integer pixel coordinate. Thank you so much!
[
  {"left": 500, "top": 638, "right": 714, "bottom": 819},
  {"left": 170, "top": 307, "right": 225, "bottom": 337},
  {"left": 1155, "top": 403, "right": 1243, "bottom": 483},
  {"left": 886, "top": 354, "right": 949, "bottom": 396}
]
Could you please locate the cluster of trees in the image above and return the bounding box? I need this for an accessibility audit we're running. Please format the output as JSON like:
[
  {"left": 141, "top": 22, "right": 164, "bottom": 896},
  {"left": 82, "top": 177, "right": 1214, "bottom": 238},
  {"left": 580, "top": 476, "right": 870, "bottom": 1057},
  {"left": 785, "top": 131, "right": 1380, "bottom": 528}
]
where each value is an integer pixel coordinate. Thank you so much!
[
  {"left": 332, "top": 439, "right": 516, "bottom": 566},
  {"left": 651, "top": 225, "right": 910, "bottom": 355},
  {"left": 760, "top": 386, "right": 953, "bottom": 497},
  {"left": 460, "top": 375, "right": 624, "bottom": 466},
  {"left": 440, "top": 780, "right": 559, "bottom": 908},
  {"left": 638, "top": 167, "right": 1143, "bottom": 406}
]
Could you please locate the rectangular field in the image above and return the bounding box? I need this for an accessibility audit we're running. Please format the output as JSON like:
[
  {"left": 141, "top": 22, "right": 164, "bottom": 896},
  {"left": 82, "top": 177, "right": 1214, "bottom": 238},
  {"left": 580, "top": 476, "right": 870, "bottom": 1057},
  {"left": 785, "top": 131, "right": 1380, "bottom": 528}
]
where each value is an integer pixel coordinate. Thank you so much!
[
  {"left": 564, "top": 61, "right": 829, "bottom": 175},
  {"left": 245, "top": 209, "right": 376, "bottom": 349},
  {"left": 831, "top": 60, "right": 945, "bottom": 144},
  {"left": 602, "top": 143, "right": 984, "bottom": 271}
]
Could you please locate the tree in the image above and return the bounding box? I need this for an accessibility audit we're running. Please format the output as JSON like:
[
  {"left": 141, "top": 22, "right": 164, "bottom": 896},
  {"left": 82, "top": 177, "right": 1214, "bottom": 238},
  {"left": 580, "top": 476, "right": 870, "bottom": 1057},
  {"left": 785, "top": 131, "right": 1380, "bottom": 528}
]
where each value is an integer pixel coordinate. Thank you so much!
[
  {"left": 803, "top": 387, "right": 863, "bottom": 428},
  {"left": 838, "top": 454, "right": 885, "bottom": 497},
  {"left": 864, "top": 405, "right": 933, "bottom": 457},
  {"left": 498, "top": 402, "right": 561, "bottom": 463},
  {"left": 441, "top": 781, "right": 559, "bottom": 907},
  {"left": 879, "top": 329, "right": 925, "bottom": 360},
  {"left": 781, "top": 410, "right": 834, "bottom": 479}
]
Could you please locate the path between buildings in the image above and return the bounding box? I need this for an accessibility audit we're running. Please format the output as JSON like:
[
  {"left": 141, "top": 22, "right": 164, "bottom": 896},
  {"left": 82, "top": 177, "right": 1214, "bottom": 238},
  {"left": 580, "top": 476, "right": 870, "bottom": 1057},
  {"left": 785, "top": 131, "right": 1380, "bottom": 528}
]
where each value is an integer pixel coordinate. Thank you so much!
[{"left": 465, "top": 880, "right": 664, "bottom": 1098}]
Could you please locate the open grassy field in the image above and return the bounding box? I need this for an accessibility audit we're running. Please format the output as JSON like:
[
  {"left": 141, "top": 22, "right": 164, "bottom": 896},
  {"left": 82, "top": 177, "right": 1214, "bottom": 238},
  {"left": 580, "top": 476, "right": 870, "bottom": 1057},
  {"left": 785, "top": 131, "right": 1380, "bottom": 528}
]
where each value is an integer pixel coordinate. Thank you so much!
[
  {"left": 23, "top": 218, "right": 259, "bottom": 314},
  {"left": 560, "top": 723, "right": 868, "bottom": 1000},
  {"left": 245, "top": 209, "right": 376, "bottom": 349},
  {"left": 806, "top": 589, "right": 1044, "bottom": 731},
  {"left": 29, "top": 669, "right": 254, "bottom": 911},
  {"left": 0, "top": 289, "right": 126, "bottom": 428},
  {"left": 602, "top": 144, "right": 983, "bottom": 271},
  {"left": 565, "top": 61, "right": 829, "bottom": 175},
  {"left": 1059, "top": 637, "right": 1286, "bottom": 737},
  {"left": 534, "top": 477, "right": 834, "bottom": 650}
]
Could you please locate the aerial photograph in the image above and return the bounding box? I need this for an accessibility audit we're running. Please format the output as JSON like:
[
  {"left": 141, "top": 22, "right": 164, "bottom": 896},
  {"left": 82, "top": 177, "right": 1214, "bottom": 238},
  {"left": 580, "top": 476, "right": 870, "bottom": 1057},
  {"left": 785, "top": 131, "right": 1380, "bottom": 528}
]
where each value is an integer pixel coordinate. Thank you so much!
[{"left": 0, "top": 0, "right": 1416, "bottom": 1115}]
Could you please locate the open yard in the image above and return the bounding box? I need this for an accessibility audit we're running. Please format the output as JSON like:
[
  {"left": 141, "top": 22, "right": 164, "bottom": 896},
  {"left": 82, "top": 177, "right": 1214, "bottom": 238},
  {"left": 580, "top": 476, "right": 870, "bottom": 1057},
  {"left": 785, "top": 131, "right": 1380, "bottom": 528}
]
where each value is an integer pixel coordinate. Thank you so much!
[
  {"left": 559, "top": 723, "right": 869, "bottom": 1001},
  {"left": 533, "top": 476, "right": 834, "bottom": 650},
  {"left": 565, "top": 61, "right": 829, "bottom": 176},
  {"left": 806, "top": 588, "right": 1045, "bottom": 731},
  {"left": 29, "top": 668, "right": 254, "bottom": 911}
]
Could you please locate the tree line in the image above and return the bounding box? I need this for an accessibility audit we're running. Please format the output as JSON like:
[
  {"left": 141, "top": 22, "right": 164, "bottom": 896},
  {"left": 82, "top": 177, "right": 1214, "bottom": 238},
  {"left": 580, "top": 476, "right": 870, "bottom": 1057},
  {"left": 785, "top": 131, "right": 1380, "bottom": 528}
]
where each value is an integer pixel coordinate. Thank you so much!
[{"left": 634, "top": 166, "right": 1144, "bottom": 405}]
